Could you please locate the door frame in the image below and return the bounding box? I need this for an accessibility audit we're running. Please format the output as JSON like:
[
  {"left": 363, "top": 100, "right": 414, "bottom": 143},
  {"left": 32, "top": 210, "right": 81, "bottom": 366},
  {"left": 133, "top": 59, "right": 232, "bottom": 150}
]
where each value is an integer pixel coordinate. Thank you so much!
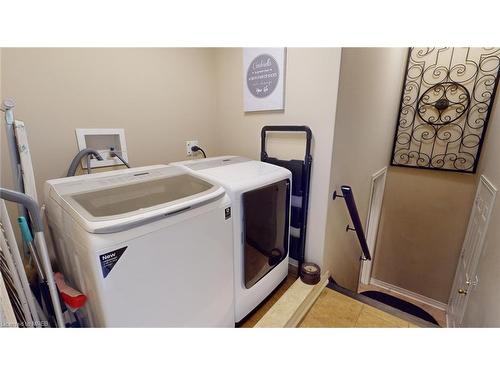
[
  {"left": 358, "top": 166, "right": 388, "bottom": 287},
  {"left": 446, "top": 175, "right": 497, "bottom": 327}
]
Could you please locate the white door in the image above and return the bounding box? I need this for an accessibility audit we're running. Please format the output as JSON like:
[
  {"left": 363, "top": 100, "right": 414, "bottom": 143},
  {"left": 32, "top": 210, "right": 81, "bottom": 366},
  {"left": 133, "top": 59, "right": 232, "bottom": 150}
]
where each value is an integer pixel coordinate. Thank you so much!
[{"left": 447, "top": 175, "right": 496, "bottom": 327}]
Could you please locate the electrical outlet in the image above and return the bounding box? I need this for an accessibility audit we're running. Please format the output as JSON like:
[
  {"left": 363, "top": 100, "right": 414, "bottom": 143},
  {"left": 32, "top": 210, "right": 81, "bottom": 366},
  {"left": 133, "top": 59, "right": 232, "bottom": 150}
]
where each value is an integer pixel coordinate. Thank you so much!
[{"left": 186, "top": 140, "right": 199, "bottom": 156}]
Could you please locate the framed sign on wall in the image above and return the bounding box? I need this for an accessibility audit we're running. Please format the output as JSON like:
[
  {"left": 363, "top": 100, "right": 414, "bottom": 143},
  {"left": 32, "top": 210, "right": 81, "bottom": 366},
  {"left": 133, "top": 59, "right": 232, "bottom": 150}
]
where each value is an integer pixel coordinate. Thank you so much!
[{"left": 243, "top": 48, "right": 286, "bottom": 112}]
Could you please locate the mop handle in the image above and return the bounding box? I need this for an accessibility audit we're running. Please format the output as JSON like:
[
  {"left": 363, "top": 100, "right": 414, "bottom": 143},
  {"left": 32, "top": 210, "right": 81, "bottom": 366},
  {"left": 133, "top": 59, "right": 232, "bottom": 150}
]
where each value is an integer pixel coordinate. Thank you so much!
[
  {"left": 18, "top": 216, "right": 33, "bottom": 243},
  {"left": 0, "top": 188, "right": 65, "bottom": 328}
]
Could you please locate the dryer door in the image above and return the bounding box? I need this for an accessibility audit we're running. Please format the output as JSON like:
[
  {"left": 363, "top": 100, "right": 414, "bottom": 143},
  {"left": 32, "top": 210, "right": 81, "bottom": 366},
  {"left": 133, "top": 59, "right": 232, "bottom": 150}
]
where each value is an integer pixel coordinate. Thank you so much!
[{"left": 242, "top": 179, "right": 290, "bottom": 289}]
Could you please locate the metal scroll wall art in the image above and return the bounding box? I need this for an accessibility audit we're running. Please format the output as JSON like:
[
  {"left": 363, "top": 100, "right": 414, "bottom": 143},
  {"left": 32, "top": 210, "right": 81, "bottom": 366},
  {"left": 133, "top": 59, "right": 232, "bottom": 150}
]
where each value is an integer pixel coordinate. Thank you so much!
[{"left": 391, "top": 48, "right": 500, "bottom": 173}]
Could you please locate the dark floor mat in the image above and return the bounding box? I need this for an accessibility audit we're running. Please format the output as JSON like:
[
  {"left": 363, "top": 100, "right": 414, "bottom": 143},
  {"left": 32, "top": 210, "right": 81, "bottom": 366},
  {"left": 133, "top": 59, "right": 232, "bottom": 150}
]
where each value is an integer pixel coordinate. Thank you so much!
[{"left": 361, "top": 290, "right": 439, "bottom": 325}]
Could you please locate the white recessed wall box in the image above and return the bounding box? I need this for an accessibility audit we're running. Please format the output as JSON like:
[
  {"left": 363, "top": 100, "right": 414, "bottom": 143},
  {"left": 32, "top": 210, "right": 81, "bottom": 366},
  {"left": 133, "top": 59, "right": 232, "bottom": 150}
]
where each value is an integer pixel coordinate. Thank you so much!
[{"left": 75, "top": 128, "right": 128, "bottom": 169}]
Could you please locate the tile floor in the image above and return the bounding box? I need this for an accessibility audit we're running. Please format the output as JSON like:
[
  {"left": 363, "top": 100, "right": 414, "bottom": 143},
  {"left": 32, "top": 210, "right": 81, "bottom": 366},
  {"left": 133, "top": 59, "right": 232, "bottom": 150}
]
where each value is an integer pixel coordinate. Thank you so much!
[{"left": 299, "top": 288, "right": 420, "bottom": 328}]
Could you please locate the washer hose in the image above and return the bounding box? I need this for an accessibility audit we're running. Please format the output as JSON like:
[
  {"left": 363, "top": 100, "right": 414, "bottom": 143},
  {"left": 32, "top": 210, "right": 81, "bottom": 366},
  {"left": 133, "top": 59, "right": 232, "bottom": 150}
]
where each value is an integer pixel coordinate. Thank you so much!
[{"left": 66, "top": 148, "right": 103, "bottom": 177}]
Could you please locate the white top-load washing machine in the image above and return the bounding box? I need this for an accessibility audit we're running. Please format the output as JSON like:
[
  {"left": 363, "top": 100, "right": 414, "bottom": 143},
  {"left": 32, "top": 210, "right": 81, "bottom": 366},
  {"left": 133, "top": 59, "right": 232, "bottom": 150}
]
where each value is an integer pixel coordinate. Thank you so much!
[
  {"left": 44, "top": 165, "right": 234, "bottom": 327},
  {"left": 171, "top": 156, "right": 291, "bottom": 323}
]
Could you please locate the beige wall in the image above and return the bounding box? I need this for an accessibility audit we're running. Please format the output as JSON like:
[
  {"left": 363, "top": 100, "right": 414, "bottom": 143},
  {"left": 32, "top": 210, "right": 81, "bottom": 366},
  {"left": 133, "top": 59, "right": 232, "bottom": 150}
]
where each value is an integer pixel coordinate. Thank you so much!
[
  {"left": 213, "top": 48, "right": 342, "bottom": 266},
  {"left": 0, "top": 48, "right": 2, "bottom": 103},
  {"left": 0, "top": 48, "right": 217, "bottom": 194},
  {"left": 325, "top": 48, "right": 477, "bottom": 302},
  {"left": 372, "top": 167, "right": 476, "bottom": 303},
  {"left": 462, "top": 91, "right": 500, "bottom": 326},
  {"left": 0, "top": 48, "right": 2, "bottom": 128},
  {"left": 325, "top": 48, "right": 478, "bottom": 304},
  {"left": 1, "top": 47, "right": 342, "bottom": 269},
  {"left": 323, "top": 48, "right": 408, "bottom": 290}
]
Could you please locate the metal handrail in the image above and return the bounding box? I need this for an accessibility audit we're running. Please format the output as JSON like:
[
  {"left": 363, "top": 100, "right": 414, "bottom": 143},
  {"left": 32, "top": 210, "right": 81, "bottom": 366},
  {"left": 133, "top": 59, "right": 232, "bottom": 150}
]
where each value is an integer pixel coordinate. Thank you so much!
[{"left": 332, "top": 185, "right": 372, "bottom": 261}]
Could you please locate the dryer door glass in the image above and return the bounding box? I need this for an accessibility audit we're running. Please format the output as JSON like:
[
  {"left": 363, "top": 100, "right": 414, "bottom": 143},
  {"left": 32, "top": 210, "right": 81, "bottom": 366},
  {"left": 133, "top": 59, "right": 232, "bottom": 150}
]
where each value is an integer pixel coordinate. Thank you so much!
[
  {"left": 243, "top": 179, "right": 290, "bottom": 289},
  {"left": 69, "top": 174, "right": 214, "bottom": 219}
]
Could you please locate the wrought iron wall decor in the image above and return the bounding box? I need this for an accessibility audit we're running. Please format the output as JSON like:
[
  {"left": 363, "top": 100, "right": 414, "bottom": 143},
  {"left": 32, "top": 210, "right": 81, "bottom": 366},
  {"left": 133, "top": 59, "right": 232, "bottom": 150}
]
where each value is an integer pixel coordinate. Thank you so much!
[{"left": 391, "top": 48, "right": 500, "bottom": 173}]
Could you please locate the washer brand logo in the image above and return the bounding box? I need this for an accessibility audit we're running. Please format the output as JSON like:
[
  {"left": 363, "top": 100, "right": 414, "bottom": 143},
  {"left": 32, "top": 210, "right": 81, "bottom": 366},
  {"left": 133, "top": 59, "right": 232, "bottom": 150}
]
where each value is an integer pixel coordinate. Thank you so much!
[
  {"left": 225, "top": 207, "right": 231, "bottom": 220},
  {"left": 100, "top": 246, "right": 127, "bottom": 278}
]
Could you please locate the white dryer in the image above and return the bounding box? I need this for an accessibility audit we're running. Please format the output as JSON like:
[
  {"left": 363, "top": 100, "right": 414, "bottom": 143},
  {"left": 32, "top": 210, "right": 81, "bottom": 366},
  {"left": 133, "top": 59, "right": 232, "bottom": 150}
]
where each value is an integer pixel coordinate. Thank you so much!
[
  {"left": 44, "top": 165, "right": 234, "bottom": 327},
  {"left": 171, "top": 156, "right": 291, "bottom": 323}
]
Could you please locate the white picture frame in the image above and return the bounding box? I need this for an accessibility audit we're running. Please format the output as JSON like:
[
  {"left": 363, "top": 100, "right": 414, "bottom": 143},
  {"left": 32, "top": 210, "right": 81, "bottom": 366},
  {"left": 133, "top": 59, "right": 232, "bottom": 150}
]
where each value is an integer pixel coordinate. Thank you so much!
[{"left": 243, "top": 48, "right": 286, "bottom": 112}]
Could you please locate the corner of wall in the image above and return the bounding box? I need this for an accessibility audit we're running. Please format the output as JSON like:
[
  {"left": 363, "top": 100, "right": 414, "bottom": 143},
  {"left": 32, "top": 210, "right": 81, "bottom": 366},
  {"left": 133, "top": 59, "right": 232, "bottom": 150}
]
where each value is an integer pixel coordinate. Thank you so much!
[
  {"left": 211, "top": 48, "right": 343, "bottom": 268},
  {"left": 323, "top": 48, "right": 408, "bottom": 290}
]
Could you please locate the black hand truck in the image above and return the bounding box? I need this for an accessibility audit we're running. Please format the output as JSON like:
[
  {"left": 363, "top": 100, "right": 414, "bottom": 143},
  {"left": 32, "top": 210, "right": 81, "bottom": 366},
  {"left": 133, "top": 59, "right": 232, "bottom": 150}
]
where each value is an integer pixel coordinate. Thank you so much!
[{"left": 261, "top": 125, "right": 313, "bottom": 269}]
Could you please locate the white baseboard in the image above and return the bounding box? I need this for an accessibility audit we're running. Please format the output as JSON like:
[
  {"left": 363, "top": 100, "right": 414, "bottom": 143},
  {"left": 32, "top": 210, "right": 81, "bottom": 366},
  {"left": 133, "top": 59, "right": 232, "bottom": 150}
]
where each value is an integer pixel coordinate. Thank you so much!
[{"left": 370, "top": 278, "right": 448, "bottom": 311}]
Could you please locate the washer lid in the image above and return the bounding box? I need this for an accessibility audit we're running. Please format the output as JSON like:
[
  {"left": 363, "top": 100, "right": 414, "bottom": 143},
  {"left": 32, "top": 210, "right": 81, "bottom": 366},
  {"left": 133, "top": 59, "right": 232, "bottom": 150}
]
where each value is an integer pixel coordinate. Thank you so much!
[
  {"left": 47, "top": 165, "right": 225, "bottom": 233},
  {"left": 69, "top": 174, "right": 214, "bottom": 218}
]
